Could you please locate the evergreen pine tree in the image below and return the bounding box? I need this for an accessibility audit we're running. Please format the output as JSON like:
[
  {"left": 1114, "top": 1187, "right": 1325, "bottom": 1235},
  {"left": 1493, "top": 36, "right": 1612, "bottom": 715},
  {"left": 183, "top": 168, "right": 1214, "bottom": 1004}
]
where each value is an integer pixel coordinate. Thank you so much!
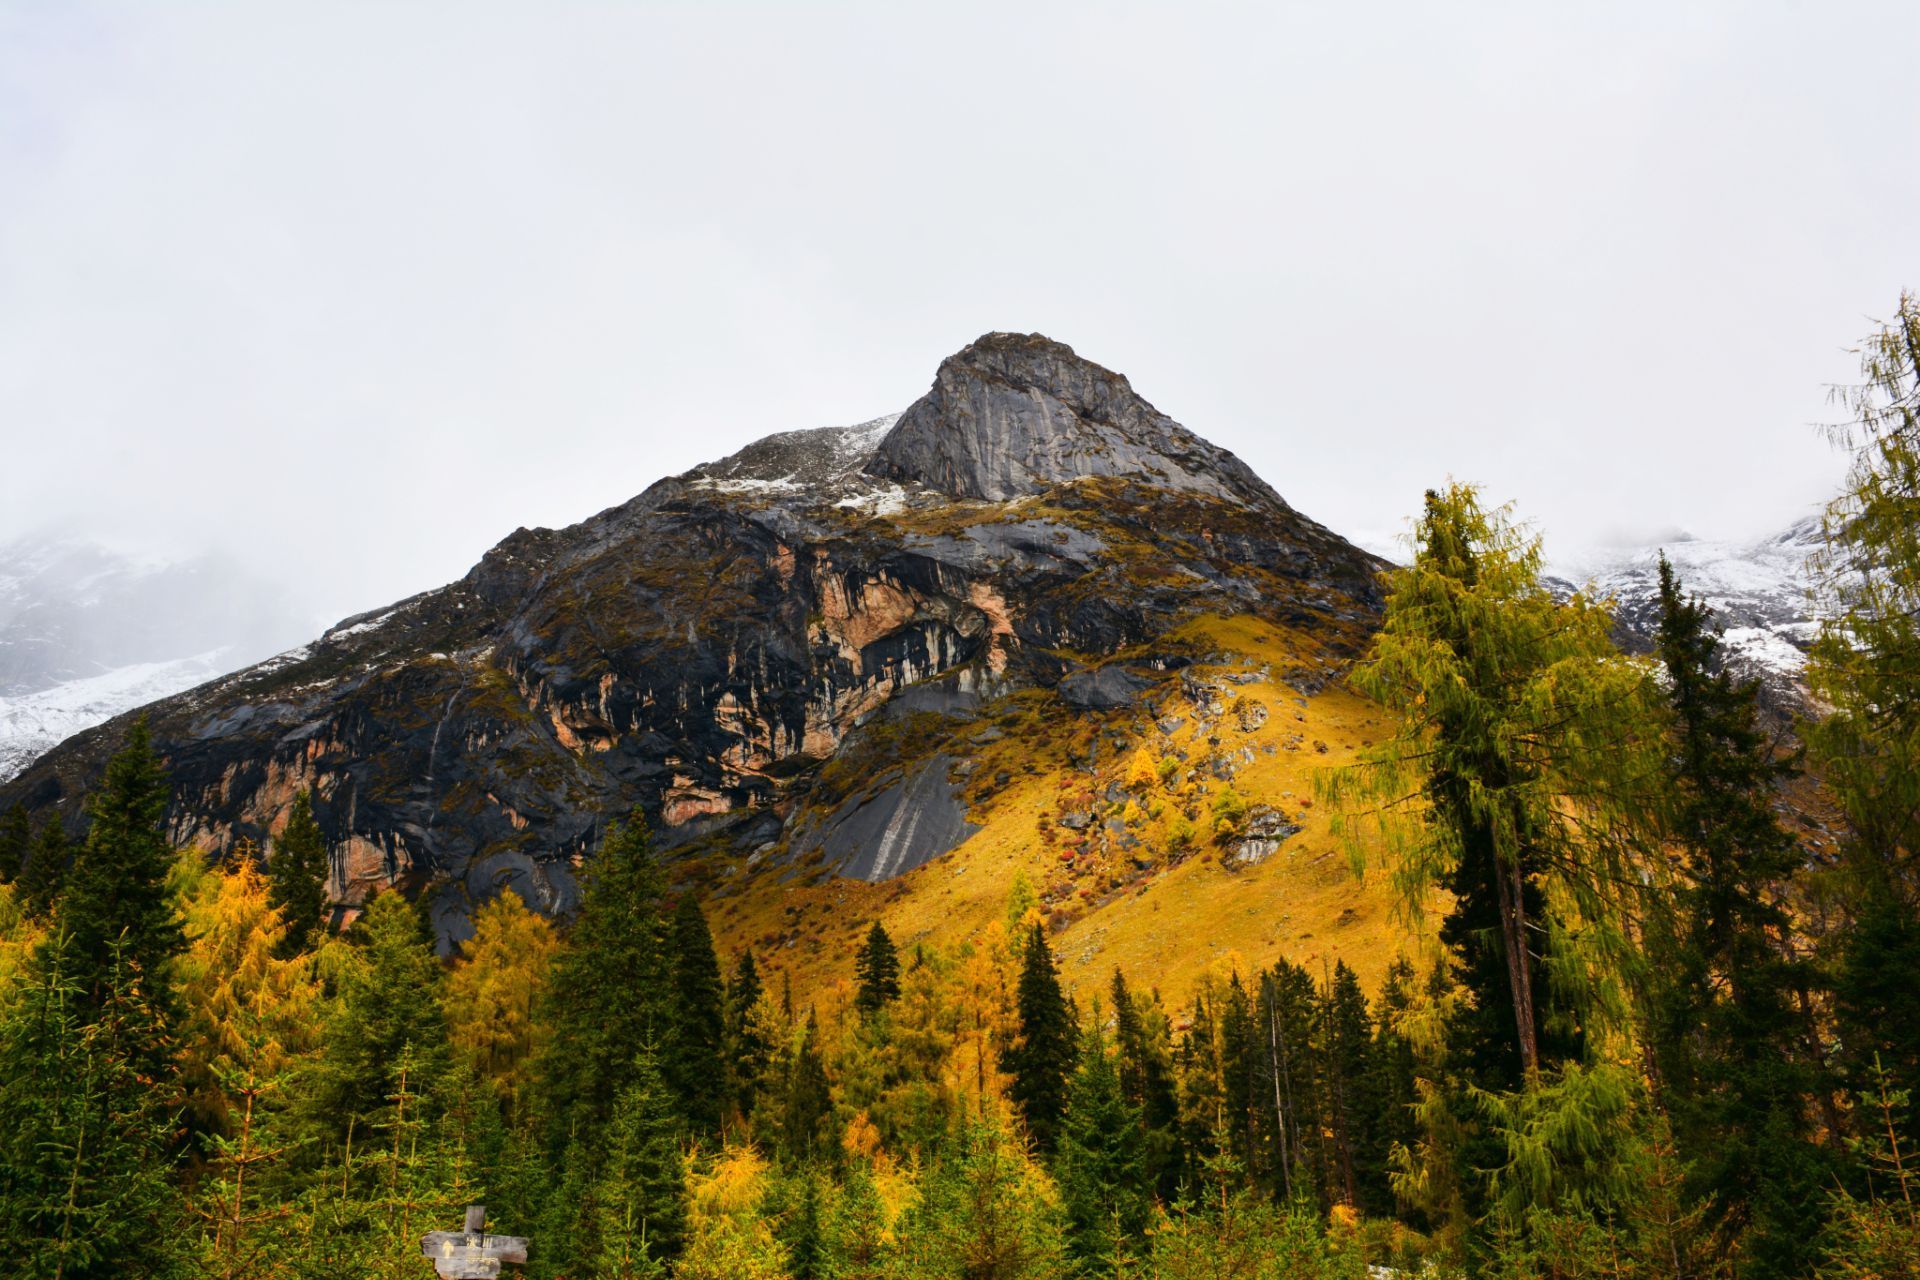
[
  {"left": 19, "top": 815, "right": 68, "bottom": 918},
  {"left": 533, "top": 813, "right": 670, "bottom": 1157},
  {"left": 1110, "top": 969, "right": 1180, "bottom": 1197},
  {"left": 267, "top": 789, "right": 329, "bottom": 956},
  {"left": 1648, "top": 554, "right": 1832, "bottom": 1277},
  {"left": 898, "top": 1117, "right": 1067, "bottom": 1280},
  {"left": 0, "top": 941, "right": 188, "bottom": 1280},
  {"left": 1002, "top": 922, "right": 1076, "bottom": 1154},
  {"left": 1320, "top": 960, "right": 1375, "bottom": 1210},
  {"left": 309, "top": 888, "right": 450, "bottom": 1138},
  {"left": 725, "top": 947, "right": 771, "bottom": 1124},
  {"left": 1250, "top": 962, "right": 1324, "bottom": 1204},
  {"left": 664, "top": 893, "right": 726, "bottom": 1139},
  {"left": 821, "top": 1159, "right": 893, "bottom": 1277},
  {"left": 0, "top": 804, "right": 27, "bottom": 883},
  {"left": 780, "top": 1014, "right": 837, "bottom": 1166},
  {"left": 592, "top": 1045, "right": 689, "bottom": 1274},
  {"left": 853, "top": 920, "right": 901, "bottom": 1017},
  {"left": 1173, "top": 979, "right": 1228, "bottom": 1194},
  {"left": 1220, "top": 973, "right": 1259, "bottom": 1178},
  {"left": 57, "top": 718, "right": 185, "bottom": 1021},
  {"left": 780, "top": 1169, "right": 826, "bottom": 1280},
  {"left": 1356, "top": 956, "right": 1420, "bottom": 1219},
  {"left": 1055, "top": 1018, "right": 1151, "bottom": 1267}
]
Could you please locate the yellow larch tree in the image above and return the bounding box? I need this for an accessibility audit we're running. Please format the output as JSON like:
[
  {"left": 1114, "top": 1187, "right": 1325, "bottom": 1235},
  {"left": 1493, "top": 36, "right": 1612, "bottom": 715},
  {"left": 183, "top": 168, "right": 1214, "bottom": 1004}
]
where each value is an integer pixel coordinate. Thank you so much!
[
  {"left": 944, "top": 921, "right": 1019, "bottom": 1124},
  {"left": 442, "top": 888, "right": 558, "bottom": 1106},
  {"left": 174, "top": 856, "right": 324, "bottom": 1131},
  {"left": 0, "top": 882, "right": 45, "bottom": 1011}
]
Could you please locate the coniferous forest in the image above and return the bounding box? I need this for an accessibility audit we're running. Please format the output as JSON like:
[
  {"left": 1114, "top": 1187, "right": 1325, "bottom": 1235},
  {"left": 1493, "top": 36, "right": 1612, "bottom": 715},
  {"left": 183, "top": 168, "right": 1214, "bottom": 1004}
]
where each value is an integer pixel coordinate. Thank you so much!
[{"left": 1, "top": 299, "right": 1918, "bottom": 1279}]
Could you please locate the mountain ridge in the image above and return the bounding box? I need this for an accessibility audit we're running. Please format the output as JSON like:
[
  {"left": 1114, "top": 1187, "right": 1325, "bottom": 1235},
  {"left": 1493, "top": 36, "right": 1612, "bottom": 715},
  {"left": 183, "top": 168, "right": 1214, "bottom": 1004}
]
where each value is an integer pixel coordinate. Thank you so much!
[{"left": 0, "top": 335, "right": 1386, "bottom": 961}]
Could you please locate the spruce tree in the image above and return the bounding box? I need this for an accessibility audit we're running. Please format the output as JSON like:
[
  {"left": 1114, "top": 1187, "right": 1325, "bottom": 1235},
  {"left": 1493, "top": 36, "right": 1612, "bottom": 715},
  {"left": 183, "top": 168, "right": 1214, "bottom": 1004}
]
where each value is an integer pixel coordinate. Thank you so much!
[
  {"left": 310, "top": 888, "right": 449, "bottom": 1137},
  {"left": 592, "top": 1046, "right": 689, "bottom": 1274},
  {"left": 267, "top": 789, "right": 329, "bottom": 956},
  {"left": 19, "top": 815, "right": 68, "bottom": 918},
  {"left": 725, "top": 947, "right": 771, "bottom": 1123},
  {"left": 1357, "top": 956, "right": 1420, "bottom": 1219},
  {"left": 0, "top": 804, "right": 27, "bottom": 883},
  {"left": 664, "top": 893, "right": 726, "bottom": 1139},
  {"left": 1173, "top": 979, "right": 1228, "bottom": 1193},
  {"left": 899, "top": 1117, "right": 1067, "bottom": 1280},
  {"left": 533, "top": 813, "right": 670, "bottom": 1157},
  {"left": 1250, "top": 962, "right": 1324, "bottom": 1204},
  {"left": 1648, "top": 555, "right": 1832, "bottom": 1276},
  {"left": 780, "top": 1169, "right": 826, "bottom": 1280},
  {"left": 1320, "top": 961, "right": 1375, "bottom": 1210},
  {"left": 780, "top": 1015, "right": 837, "bottom": 1166},
  {"left": 853, "top": 920, "right": 901, "bottom": 1017},
  {"left": 1219, "top": 974, "right": 1259, "bottom": 1177},
  {"left": 1110, "top": 969, "right": 1180, "bottom": 1196},
  {"left": 1055, "top": 1019, "right": 1151, "bottom": 1267},
  {"left": 58, "top": 718, "right": 185, "bottom": 1019},
  {"left": 1002, "top": 922, "right": 1076, "bottom": 1154},
  {"left": 0, "top": 942, "right": 187, "bottom": 1280}
]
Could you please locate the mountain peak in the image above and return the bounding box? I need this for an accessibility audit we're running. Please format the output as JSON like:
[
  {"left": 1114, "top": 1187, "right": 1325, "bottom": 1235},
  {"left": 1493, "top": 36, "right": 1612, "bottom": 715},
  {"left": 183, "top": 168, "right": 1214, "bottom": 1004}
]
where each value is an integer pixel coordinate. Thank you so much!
[{"left": 865, "top": 333, "right": 1288, "bottom": 509}]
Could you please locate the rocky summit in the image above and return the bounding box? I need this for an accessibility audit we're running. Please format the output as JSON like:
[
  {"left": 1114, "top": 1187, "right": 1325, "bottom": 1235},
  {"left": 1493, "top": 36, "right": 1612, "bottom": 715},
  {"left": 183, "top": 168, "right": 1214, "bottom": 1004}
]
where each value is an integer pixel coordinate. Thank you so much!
[
  {"left": 866, "top": 332, "right": 1290, "bottom": 508},
  {"left": 0, "top": 334, "right": 1385, "bottom": 954}
]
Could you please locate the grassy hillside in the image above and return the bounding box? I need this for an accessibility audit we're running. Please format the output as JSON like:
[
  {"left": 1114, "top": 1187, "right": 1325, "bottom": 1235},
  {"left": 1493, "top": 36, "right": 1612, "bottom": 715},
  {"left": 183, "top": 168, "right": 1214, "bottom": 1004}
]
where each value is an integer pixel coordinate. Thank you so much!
[{"left": 707, "top": 612, "right": 1413, "bottom": 1008}]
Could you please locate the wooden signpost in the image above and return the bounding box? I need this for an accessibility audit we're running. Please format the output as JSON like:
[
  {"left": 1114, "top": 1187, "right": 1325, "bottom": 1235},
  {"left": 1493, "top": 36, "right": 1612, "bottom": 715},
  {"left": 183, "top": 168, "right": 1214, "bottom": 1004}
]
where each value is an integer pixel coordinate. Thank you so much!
[{"left": 421, "top": 1205, "right": 528, "bottom": 1279}]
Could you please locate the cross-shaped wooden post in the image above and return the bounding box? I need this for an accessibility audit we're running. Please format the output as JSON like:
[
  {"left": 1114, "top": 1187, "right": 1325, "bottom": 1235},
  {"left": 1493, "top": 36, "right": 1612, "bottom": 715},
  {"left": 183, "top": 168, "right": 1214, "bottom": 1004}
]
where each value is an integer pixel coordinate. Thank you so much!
[{"left": 421, "top": 1205, "right": 528, "bottom": 1278}]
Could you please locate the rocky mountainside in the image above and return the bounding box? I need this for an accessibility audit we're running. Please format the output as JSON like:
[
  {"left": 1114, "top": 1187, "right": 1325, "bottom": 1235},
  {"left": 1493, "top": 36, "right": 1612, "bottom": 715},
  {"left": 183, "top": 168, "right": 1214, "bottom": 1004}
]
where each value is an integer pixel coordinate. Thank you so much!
[
  {"left": 1, "top": 335, "right": 1387, "bottom": 967},
  {"left": 0, "top": 537, "right": 309, "bottom": 781}
]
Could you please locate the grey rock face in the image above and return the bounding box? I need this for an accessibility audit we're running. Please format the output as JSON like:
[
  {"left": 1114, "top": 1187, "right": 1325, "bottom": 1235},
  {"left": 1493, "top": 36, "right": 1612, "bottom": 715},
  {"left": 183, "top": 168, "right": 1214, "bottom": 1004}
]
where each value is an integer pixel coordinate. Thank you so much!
[
  {"left": 867, "top": 333, "right": 1290, "bottom": 509},
  {"left": 1226, "top": 805, "right": 1302, "bottom": 868},
  {"left": 1058, "top": 664, "right": 1153, "bottom": 710},
  {"left": 788, "top": 754, "right": 981, "bottom": 882}
]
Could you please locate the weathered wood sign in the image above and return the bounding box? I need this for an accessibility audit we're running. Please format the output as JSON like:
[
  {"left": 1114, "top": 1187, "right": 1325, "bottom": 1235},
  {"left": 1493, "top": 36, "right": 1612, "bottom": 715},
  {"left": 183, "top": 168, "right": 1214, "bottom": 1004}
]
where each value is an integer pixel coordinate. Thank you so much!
[{"left": 421, "top": 1205, "right": 528, "bottom": 1279}]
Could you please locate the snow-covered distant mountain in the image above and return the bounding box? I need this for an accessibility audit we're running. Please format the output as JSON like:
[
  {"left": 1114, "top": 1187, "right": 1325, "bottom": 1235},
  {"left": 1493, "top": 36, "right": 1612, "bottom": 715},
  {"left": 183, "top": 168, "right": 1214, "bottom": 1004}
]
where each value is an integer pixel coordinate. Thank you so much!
[
  {"left": 0, "top": 651, "right": 239, "bottom": 781},
  {"left": 1547, "top": 515, "right": 1824, "bottom": 714},
  {"left": 0, "top": 535, "right": 311, "bottom": 781}
]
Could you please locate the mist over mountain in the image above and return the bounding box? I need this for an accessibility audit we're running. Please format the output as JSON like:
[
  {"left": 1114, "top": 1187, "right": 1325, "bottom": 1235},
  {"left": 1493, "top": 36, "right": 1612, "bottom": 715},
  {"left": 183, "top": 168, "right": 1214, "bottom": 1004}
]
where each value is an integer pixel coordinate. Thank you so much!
[{"left": 0, "top": 535, "right": 311, "bottom": 780}]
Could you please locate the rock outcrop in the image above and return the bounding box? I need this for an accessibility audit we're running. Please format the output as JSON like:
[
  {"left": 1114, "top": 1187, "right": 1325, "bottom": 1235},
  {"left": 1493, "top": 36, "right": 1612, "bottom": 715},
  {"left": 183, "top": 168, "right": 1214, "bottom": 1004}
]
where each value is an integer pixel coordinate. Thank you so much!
[
  {"left": 867, "top": 333, "right": 1287, "bottom": 508},
  {"left": 0, "top": 334, "right": 1385, "bottom": 947}
]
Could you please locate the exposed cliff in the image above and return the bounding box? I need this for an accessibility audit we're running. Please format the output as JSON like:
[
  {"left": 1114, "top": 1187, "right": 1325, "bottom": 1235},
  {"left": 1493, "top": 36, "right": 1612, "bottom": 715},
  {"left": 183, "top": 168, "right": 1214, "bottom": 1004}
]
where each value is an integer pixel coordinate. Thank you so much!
[{"left": 0, "top": 334, "right": 1386, "bottom": 953}]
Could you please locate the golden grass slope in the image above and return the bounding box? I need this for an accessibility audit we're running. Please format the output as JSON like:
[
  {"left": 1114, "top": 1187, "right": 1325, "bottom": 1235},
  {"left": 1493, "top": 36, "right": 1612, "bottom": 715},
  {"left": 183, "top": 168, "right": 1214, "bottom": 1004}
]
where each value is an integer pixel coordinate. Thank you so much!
[{"left": 706, "top": 613, "right": 1414, "bottom": 1010}]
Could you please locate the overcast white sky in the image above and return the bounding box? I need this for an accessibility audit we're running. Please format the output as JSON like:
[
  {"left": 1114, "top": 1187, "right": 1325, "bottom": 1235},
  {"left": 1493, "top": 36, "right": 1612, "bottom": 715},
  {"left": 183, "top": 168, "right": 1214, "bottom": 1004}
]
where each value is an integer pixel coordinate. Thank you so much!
[{"left": 3, "top": 3, "right": 1915, "bottom": 624}]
